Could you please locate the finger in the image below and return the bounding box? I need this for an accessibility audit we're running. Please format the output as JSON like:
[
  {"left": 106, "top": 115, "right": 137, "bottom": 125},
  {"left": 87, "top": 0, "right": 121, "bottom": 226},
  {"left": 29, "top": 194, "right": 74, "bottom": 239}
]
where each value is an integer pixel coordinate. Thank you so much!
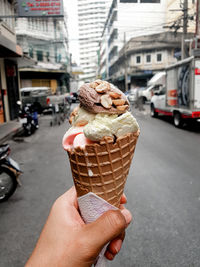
[
  {"left": 121, "top": 209, "right": 132, "bottom": 226},
  {"left": 119, "top": 204, "right": 125, "bottom": 210},
  {"left": 83, "top": 210, "right": 127, "bottom": 253},
  {"left": 59, "top": 186, "right": 79, "bottom": 208},
  {"left": 104, "top": 250, "right": 114, "bottom": 261},
  {"left": 120, "top": 193, "right": 127, "bottom": 204},
  {"left": 106, "top": 231, "right": 125, "bottom": 256}
]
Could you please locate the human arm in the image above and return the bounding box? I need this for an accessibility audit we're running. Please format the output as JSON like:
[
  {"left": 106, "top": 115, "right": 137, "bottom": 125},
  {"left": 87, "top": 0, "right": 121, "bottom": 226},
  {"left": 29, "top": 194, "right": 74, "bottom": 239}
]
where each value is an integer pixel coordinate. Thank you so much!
[{"left": 26, "top": 186, "right": 132, "bottom": 267}]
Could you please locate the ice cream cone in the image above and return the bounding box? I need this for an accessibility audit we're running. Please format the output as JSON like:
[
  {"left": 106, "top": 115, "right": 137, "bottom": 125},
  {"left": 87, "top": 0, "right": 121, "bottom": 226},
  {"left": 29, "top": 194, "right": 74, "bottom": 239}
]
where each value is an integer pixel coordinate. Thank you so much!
[{"left": 67, "top": 131, "right": 139, "bottom": 207}]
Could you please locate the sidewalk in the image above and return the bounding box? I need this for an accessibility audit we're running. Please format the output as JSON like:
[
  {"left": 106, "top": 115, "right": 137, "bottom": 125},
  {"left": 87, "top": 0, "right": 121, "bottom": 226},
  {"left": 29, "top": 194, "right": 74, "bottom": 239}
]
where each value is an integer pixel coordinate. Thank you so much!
[{"left": 0, "top": 121, "right": 23, "bottom": 144}]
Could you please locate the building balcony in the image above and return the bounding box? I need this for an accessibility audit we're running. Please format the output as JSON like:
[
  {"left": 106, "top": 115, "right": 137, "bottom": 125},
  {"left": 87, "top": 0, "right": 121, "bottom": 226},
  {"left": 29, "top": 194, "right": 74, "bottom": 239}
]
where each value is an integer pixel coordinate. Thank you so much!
[
  {"left": 109, "top": 55, "right": 118, "bottom": 67},
  {"left": 0, "top": 22, "right": 22, "bottom": 58},
  {"left": 109, "top": 42, "right": 118, "bottom": 56},
  {"left": 0, "top": 21, "right": 16, "bottom": 44}
]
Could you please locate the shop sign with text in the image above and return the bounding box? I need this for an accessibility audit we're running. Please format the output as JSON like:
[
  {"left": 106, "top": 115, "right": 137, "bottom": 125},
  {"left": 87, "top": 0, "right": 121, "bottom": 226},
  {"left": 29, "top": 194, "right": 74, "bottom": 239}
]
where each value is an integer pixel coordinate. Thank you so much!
[{"left": 18, "top": 0, "right": 64, "bottom": 17}]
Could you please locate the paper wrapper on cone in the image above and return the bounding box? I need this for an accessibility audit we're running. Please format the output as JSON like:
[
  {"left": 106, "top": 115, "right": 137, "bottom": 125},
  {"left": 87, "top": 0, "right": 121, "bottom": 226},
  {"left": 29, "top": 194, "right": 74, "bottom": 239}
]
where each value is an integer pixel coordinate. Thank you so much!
[{"left": 67, "top": 131, "right": 139, "bottom": 208}]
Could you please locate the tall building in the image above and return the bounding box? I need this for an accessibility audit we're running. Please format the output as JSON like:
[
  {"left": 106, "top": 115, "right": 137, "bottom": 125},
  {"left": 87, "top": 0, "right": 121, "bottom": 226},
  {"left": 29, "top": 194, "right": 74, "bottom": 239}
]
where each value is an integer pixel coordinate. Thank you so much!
[
  {"left": 77, "top": 0, "right": 111, "bottom": 82},
  {"left": 99, "top": 0, "right": 167, "bottom": 81}
]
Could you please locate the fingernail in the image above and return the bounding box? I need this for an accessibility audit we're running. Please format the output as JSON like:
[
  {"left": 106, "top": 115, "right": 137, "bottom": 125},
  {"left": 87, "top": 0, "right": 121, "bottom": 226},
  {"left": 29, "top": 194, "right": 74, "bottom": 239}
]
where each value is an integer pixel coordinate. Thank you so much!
[
  {"left": 114, "top": 239, "right": 122, "bottom": 254},
  {"left": 106, "top": 251, "right": 114, "bottom": 260},
  {"left": 121, "top": 209, "right": 132, "bottom": 226}
]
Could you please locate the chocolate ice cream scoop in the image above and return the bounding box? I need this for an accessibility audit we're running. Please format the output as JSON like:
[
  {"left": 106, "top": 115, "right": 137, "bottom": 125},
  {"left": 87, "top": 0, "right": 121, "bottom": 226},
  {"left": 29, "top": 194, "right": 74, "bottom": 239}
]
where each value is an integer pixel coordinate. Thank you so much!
[{"left": 78, "top": 82, "right": 129, "bottom": 114}]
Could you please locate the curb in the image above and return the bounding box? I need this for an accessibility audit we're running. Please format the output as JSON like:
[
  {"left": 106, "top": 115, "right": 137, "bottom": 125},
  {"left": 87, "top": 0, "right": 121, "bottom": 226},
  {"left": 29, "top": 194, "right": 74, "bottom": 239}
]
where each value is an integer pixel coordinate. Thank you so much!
[{"left": 0, "top": 126, "right": 23, "bottom": 145}]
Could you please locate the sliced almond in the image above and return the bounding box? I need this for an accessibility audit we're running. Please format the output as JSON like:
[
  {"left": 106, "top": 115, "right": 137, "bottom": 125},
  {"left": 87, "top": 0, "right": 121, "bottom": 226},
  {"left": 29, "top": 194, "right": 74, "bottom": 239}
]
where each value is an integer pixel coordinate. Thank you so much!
[
  {"left": 109, "top": 92, "right": 121, "bottom": 99},
  {"left": 75, "top": 120, "right": 88, "bottom": 127},
  {"left": 90, "top": 82, "right": 98, "bottom": 89},
  {"left": 69, "top": 115, "right": 74, "bottom": 124},
  {"left": 95, "top": 82, "right": 110, "bottom": 93},
  {"left": 100, "top": 94, "right": 112, "bottom": 109},
  {"left": 112, "top": 99, "right": 126, "bottom": 106},
  {"left": 116, "top": 105, "right": 129, "bottom": 111},
  {"left": 95, "top": 79, "right": 103, "bottom": 84},
  {"left": 68, "top": 106, "right": 79, "bottom": 124}
]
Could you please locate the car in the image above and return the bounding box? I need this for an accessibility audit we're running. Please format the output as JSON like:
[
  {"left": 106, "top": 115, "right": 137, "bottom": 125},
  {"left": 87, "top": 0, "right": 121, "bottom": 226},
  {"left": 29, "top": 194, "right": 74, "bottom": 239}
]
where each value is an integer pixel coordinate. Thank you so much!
[
  {"left": 20, "top": 87, "right": 51, "bottom": 113},
  {"left": 141, "top": 85, "right": 154, "bottom": 103},
  {"left": 128, "top": 87, "right": 147, "bottom": 104}
]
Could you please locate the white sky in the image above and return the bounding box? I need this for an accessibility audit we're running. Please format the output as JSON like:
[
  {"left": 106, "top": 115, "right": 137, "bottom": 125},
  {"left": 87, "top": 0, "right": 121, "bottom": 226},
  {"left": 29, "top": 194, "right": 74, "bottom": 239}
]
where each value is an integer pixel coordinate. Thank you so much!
[{"left": 64, "top": 0, "right": 80, "bottom": 64}]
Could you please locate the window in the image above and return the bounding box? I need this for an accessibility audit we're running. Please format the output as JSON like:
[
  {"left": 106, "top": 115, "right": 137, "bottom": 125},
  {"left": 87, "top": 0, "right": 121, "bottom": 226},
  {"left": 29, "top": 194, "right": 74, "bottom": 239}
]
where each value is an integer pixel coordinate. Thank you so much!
[
  {"left": 46, "top": 52, "right": 50, "bottom": 62},
  {"left": 141, "top": 0, "right": 160, "bottom": 3},
  {"left": 146, "top": 54, "right": 151, "bottom": 63},
  {"left": 157, "top": 53, "right": 162, "bottom": 62},
  {"left": 29, "top": 48, "right": 33, "bottom": 58},
  {"left": 37, "top": 51, "right": 43, "bottom": 61},
  {"left": 136, "top": 55, "right": 141, "bottom": 64}
]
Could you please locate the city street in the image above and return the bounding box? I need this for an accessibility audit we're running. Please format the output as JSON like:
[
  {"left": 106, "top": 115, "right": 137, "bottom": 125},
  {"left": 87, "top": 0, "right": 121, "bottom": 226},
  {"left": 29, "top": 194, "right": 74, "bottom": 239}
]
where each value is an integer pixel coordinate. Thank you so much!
[{"left": 0, "top": 105, "right": 200, "bottom": 267}]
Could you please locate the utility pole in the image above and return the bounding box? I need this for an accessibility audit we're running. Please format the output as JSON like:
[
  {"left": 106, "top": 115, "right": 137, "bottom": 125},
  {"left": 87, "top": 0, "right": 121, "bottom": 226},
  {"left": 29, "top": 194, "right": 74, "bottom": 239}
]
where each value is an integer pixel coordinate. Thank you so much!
[
  {"left": 124, "top": 32, "right": 128, "bottom": 92},
  {"left": 181, "top": 0, "right": 188, "bottom": 59},
  {"left": 196, "top": 0, "right": 200, "bottom": 37}
]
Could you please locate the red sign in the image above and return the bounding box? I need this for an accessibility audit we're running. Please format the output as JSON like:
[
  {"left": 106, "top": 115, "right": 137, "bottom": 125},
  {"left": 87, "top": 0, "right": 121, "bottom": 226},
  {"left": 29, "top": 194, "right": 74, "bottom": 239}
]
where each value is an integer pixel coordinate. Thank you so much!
[{"left": 195, "top": 68, "right": 200, "bottom": 75}]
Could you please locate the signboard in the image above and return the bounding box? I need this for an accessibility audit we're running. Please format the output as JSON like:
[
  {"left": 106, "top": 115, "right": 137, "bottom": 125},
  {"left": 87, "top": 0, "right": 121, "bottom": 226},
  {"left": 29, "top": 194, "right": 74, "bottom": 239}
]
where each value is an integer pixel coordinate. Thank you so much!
[{"left": 17, "top": 0, "right": 64, "bottom": 17}]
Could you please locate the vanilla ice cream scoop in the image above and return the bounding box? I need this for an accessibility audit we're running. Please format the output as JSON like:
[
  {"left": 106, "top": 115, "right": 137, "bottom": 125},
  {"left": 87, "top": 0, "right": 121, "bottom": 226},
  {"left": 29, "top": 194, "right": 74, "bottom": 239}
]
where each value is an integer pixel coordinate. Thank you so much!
[
  {"left": 83, "top": 112, "right": 139, "bottom": 141},
  {"left": 71, "top": 107, "right": 95, "bottom": 126}
]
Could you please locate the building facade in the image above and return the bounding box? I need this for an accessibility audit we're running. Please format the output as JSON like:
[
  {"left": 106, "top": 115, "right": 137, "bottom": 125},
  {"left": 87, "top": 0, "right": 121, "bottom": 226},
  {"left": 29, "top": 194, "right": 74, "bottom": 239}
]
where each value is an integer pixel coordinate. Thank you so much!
[
  {"left": 77, "top": 0, "right": 111, "bottom": 82},
  {"left": 15, "top": 16, "right": 70, "bottom": 94},
  {"left": 107, "top": 31, "right": 193, "bottom": 90},
  {"left": 99, "top": 0, "right": 167, "bottom": 81},
  {"left": 0, "top": 0, "right": 22, "bottom": 123}
]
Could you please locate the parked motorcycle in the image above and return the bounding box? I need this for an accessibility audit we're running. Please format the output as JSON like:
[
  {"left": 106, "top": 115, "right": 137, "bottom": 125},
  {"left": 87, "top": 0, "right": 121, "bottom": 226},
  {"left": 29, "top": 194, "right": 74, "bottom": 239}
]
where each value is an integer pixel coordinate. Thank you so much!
[
  {"left": 17, "top": 101, "right": 39, "bottom": 136},
  {"left": 0, "top": 144, "right": 22, "bottom": 202}
]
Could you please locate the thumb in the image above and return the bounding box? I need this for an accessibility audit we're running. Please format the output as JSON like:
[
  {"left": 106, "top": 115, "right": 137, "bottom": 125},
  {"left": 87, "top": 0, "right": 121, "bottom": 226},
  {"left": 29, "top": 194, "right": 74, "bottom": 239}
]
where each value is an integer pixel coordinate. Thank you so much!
[{"left": 83, "top": 210, "right": 127, "bottom": 254}]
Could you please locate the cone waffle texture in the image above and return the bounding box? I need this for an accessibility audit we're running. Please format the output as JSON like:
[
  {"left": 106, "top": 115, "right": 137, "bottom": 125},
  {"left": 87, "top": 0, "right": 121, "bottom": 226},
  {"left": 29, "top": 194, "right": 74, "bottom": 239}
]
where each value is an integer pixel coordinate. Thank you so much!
[{"left": 67, "top": 131, "right": 139, "bottom": 207}]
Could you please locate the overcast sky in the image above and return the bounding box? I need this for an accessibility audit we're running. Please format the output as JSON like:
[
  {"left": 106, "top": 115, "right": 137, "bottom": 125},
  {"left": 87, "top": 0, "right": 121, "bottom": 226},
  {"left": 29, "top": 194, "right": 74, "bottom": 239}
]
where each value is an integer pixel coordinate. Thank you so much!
[{"left": 64, "top": 0, "right": 80, "bottom": 64}]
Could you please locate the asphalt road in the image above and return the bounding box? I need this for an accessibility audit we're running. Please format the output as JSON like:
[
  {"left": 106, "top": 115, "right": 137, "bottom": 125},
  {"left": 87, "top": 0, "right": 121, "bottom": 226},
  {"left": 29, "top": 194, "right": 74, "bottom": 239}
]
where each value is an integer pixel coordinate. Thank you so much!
[{"left": 0, "top": 105, "right": 200, "bottom": 267}]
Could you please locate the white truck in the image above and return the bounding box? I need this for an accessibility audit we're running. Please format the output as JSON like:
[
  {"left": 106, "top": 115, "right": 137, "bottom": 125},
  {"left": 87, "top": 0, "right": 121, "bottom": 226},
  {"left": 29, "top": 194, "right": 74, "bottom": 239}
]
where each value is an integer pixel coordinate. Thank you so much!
[{"left": 150, "top": 56, "right": 200, "bottom": 127}]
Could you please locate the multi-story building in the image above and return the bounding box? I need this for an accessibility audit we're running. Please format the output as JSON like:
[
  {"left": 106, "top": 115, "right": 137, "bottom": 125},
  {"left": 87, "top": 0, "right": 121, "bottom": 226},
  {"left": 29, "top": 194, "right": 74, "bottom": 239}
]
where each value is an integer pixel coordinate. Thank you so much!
[
  {"left": 99, "top": 0, "right": 167, "bottom": 81},
  {"left": 108, "top": 31, "right": 194, "bottom": 90},
  {"left": 15, "top": 16, "right": 70, "bottom": 94},
  {"left": 0, "top": 0, "right": 23, "bottom": 123},
  {"left": 77, "top": 0, "right": 111, "bottom": 82}
]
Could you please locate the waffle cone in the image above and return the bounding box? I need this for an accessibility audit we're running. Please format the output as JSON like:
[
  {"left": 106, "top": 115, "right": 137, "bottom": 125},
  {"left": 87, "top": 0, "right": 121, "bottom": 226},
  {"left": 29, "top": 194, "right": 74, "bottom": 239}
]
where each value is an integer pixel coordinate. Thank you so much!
[{"left": 67, "top": 131, "right": 139, "bottom": 207}]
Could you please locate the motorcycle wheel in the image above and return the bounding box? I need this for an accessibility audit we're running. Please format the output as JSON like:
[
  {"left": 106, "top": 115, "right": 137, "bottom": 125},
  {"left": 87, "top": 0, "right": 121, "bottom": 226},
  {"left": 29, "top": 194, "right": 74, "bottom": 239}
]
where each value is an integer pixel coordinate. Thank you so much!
[
  {"left": 0, "top": 167, "right": 18, "bottom": 202},
  {"left": 24, "top": 123, "right": 32, "bottom": 136}
]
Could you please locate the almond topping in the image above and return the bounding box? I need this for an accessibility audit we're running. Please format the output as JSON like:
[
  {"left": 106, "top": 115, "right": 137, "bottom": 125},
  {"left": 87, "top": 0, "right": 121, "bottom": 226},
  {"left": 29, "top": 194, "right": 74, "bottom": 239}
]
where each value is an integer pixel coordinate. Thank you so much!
[
  {"left": 109, "top": 92, "right": 121, "bottom": 99},
  {"left": 90, "top": 82, "right": 98, "bottom": 89},
  {"left": 116, "top": 105, "right": 129, "bottom": 111},
  {"left": 95, "top": 79, "right": 102, "bottom": 85},
  {"left": 95, "top": 81, "right": 110, "bottom": 93},
  {"left": 112, "top": 99, "right": 126, "bottom": 106},
  {"left": 69, "top": 106, "right": 79, "bottom": 124},
  {"left": 100, "top": 94, "right": 112, "bottom": 109},
  {"left": 75, "top": 120, "right": 88, "bottom": 127}
]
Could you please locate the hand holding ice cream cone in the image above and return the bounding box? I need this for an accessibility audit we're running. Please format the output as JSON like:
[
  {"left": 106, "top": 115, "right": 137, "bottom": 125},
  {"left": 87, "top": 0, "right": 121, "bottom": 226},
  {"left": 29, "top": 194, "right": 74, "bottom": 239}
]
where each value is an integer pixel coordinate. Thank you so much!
[{"left": 62, "top": 80, "right": 140, "bottom": 266}]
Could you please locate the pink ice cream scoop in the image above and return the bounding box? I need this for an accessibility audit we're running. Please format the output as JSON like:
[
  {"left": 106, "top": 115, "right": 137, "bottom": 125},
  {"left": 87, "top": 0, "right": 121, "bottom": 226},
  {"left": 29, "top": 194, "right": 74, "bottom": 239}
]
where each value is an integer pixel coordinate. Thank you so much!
[{"left": 62, "top": 127, "right": 94, "bottom": 151}]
